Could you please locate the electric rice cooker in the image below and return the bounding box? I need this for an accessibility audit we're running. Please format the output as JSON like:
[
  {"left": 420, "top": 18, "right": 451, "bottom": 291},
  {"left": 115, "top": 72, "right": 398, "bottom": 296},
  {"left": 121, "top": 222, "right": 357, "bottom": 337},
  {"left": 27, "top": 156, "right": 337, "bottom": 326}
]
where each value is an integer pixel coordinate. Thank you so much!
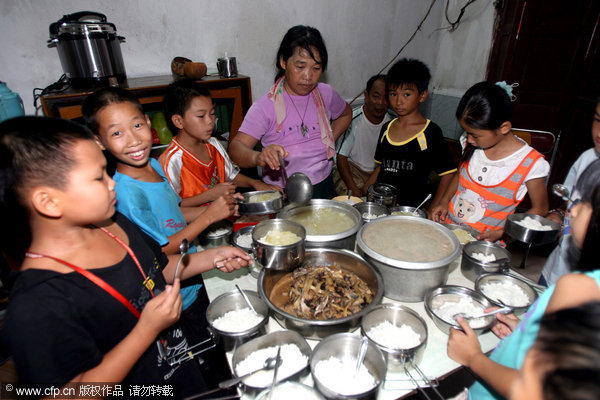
[{"left": 48, "top": 11, "right": 127, "bottom": 87}]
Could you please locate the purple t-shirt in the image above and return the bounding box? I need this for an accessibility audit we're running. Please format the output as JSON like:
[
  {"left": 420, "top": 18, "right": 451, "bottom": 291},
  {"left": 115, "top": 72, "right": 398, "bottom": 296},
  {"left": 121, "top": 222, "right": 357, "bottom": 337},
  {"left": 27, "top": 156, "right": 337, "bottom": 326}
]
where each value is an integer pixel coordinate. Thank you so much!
[{"left": 239, "top": 82, "right": 347, "bottom": 186}]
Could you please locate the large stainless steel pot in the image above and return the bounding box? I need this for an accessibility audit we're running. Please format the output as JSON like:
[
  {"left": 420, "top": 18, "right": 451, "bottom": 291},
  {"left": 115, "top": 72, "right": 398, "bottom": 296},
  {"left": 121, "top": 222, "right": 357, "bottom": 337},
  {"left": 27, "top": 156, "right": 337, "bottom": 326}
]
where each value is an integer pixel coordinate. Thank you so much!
[
  {"left": 356, "top": 216, "right": 460, "bottom": 302},
  {"left": 258, "top": 248, "right": 383, "bottom": 340},
  {"left": 48, "top": 11, "right": 126, "bottom": 87},
  {"left": 277, "top": 199, "right": 361, "bottom": 250}
]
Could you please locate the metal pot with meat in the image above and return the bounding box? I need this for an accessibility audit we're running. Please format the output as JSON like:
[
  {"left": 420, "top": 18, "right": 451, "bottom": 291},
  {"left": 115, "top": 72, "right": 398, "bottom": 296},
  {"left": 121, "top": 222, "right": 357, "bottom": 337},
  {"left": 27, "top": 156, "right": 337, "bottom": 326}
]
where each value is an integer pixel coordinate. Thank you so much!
[{"left": 257, "top": 248, "right": 383, "bottom": 340}]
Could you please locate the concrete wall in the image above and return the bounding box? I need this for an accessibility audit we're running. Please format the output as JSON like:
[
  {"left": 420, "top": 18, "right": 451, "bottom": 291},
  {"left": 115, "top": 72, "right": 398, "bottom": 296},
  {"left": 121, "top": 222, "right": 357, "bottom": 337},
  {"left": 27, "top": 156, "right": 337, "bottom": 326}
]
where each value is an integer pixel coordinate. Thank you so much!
[{"left": 0, "top": 0, "right": 495, "bottom": 137}]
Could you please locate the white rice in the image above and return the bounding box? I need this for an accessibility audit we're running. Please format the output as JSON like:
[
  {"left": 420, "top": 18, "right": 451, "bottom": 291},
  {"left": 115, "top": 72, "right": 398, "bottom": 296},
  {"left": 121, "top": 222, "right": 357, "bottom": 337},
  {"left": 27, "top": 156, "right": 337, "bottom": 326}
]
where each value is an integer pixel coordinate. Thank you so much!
[
  {"left": 434, "top": 297, "right": 488, "bottom": 329},
  {"left": 313, "top": 356, "right": 377, "bottom": 395},
  {"left": 205, "top": 227, "right": 230, "bottom": 237},
  {"left": 211, "top": 308, "right": 263, "bottom": 332},
  {"left": 470, "top": 252, "right": 497, "bottom": 263},
  {"left": 235, "top": 232, "right": 253, "bottom": 248},
  {"left": 515, "top": 216, "right": 553, "bottom": 231},
  {"left": 481, "top": 281, "right": 530, "bottom": 307},
  {"left": 362, "top": 212, "right": 384, "bottom": 220},
  {"left": 367, "top": 321, "right": 421, "bottom": 349},
  {"left": 235, "top": 344, "right": 308, "bottom": 387}
]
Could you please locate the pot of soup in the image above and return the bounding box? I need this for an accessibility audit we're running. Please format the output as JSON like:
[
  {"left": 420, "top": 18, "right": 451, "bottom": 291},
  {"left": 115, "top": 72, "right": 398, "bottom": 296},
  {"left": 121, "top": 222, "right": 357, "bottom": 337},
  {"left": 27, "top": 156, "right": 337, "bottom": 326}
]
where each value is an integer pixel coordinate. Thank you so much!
[
  {"left": 277, "top": 199, "right": 361, "bottom": 250},
  {"left": 356, "top": 215, "right": 460, "bottom": 302}
]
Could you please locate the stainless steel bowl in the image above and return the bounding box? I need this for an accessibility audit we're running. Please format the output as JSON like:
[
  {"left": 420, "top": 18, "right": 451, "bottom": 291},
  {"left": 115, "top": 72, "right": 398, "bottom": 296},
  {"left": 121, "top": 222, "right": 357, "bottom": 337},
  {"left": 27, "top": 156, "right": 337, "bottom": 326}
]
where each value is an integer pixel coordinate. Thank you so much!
[
  {"left": 361, "top": 304, "right": 427, "bottom": 372},
  {"left": 257, "top": 382, "right": 325, "bottom": 400},
  {"left": 198, "top": 219, "right": 234, "bottom": 248},
  {"left": 354, "top": 202, "right": 389, "bottom": 224},
  {"left": 232, "top": 225, "right": 255, "bottom": 252},
  {"left": 356, "top": 216, "right": 461, "bottom": 302},
  {"left": 231, "top": 330, "right": 312, "bottom": 394},
  {"left": 252, "top": 219, "right": 306, "bottom": 271},
  {"left": 389, "top": 206, "right": 427, "bottom": 219},
  {"left": 206, "top": 289, "right": 269, "bottom": 352},
  {"left": 461, "top": 241, "right": 511, "bottom": 282},
  {"left": 258, "top": 248, "right": 384, "bottom": 340},
  {"left": 505, "top": 213, "right": 561, "bottom": 244},
  {"left": 277, "top": 199, "right": 362, "bottom": 250},
  {"left": 310, "top": 332, "right": 387, "bottom": 400},
  {"left": 238, "top": 190, "right": 284, "bottom": 215},
  {"left": 475, "top": 273, "right": 538, "bottom": 314},
  {"left": 424, "top": 285, "right": 495, "bottom": 335}
]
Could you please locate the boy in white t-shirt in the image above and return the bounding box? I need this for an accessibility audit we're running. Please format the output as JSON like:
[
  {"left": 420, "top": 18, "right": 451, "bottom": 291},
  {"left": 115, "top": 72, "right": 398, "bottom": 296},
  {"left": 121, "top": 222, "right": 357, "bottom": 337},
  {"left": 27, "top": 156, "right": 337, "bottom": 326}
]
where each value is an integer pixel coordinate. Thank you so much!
[{"left": 334, "top": 75, "right": 392, "bottom": 197}]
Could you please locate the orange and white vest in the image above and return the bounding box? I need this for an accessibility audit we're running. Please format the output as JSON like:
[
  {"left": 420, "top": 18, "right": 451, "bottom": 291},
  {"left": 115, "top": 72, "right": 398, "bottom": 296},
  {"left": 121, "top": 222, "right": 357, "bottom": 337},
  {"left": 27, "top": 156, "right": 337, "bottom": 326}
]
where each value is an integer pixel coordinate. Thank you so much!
[{"left": 446, "top": 149, "right": 544, "bottom": 234}]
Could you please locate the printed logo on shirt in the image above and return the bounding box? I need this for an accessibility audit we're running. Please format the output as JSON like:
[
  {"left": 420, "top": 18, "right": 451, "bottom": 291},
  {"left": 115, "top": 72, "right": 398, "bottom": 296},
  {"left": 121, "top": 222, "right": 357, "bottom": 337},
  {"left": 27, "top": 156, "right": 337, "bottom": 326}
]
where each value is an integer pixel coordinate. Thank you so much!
[
  {"left": 165, "top": 219, "right": 186, "bottom": 229},
  {"left": 382, "top": 159, "right": 414, "bottom": 172}
]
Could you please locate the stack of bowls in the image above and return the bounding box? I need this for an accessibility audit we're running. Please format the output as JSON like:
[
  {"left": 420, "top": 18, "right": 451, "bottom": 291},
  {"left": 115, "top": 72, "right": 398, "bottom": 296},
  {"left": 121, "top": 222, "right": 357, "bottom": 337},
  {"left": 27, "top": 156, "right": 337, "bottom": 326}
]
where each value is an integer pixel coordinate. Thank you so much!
[
  {"left": 424, "top": 285, "right": 496, "bottom": 335},
  {"left": 460, "top": 241, "right": 511, "bottom": 282},
  {"left": 206, "top": 289, "right": 269, "bottom": 351},
  {"left": 310, "top": 332, "right": 387, "bottom": 400}
]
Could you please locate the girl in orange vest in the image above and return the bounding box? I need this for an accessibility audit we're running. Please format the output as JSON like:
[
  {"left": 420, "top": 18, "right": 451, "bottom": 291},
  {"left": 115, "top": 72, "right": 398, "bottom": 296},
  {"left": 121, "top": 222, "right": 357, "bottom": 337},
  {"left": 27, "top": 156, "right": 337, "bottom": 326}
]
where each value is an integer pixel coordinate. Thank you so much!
[{"left": 431, "top": 82, "right": 549, "bottom": 242}]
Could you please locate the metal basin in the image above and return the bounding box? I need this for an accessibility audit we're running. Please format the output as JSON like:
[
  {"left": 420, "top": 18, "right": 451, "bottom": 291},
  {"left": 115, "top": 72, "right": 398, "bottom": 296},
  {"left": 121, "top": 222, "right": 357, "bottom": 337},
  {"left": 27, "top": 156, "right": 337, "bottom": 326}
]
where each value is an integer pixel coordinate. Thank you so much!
[
  {"left": 277, "top": 199, "right": 362, "bottom": 250},
  {"left": 252, "top": 219, "right": 306, "bottom": 271},
  {"left": 258, "top": 248, "right": 383, "bottom": 340},
  {"left": 238, "top": 190, "right": 284, "bottom": 215},
  {"left": 356, "top": 216, "right": 460, "bottom": 302},
  {"left": 461, "top": 241, "right": 511, "bottom": 282},
  {"left": 310, "top": 332, "right": 387, "bottom": 400}
]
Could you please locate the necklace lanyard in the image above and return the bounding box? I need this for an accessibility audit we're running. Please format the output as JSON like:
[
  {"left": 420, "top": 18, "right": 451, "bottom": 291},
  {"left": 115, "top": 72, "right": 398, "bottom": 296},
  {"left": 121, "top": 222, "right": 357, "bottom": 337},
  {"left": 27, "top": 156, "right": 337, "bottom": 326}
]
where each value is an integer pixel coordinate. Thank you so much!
[
  {"left": 25, "top": 226, "right": 156, "bottom": 319},
  {"left": 288, "top": 93, "right": 311, "bottom": 136}
]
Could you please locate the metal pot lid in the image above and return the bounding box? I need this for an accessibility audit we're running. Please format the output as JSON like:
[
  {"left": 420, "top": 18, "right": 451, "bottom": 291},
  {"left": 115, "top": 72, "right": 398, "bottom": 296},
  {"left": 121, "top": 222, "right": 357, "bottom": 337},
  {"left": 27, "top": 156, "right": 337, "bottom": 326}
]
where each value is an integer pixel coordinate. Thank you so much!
[
  {"left": 357, "top": 215, "right": 460, "bottom": 270},
  {"left": 49, "top": 11, "right": 118, "bottom": 38}
]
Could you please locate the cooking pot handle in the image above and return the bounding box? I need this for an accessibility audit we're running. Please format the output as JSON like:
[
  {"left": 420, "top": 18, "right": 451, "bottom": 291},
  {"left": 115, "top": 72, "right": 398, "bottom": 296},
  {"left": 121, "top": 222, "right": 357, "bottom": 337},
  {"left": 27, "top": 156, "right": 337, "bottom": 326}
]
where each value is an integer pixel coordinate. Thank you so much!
[{"left": 49, "top": 11, "right": 107, "bottom": 35}]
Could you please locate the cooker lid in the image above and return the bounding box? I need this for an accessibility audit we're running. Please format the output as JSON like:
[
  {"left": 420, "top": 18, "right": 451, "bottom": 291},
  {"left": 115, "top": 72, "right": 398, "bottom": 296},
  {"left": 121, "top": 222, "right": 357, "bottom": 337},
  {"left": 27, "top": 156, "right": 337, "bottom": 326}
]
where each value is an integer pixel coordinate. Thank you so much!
[{"left": 49, "top": 11, "right": 117, "bottom": 38}]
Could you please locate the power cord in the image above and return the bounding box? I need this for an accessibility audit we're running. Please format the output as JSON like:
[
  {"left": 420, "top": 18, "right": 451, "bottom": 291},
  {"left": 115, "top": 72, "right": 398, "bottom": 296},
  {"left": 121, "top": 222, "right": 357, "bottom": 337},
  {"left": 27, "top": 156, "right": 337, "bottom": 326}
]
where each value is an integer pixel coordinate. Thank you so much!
[{"left": 33, "top": 74, "right": 71, "bottom": 115}]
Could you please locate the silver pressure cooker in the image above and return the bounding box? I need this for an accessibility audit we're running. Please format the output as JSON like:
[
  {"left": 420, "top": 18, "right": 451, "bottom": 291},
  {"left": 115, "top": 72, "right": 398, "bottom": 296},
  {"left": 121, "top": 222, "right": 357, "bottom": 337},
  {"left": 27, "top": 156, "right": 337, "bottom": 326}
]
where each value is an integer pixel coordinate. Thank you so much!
[{"left": 48, "top": 11, "right": 127, "bottom": 87}]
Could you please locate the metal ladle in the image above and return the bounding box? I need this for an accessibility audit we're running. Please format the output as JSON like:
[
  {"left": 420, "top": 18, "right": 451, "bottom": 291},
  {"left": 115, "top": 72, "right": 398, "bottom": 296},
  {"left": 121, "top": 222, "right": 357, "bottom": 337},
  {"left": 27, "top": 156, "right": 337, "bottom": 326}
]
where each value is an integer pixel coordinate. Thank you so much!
[
  {"left": 552, "top": 183, "right": 572, "bottom": 202},
  {"left": 235, "top": 284, "right": 257, "bottom": 315},
  {"left": 453, "top": 304, "right": 512, "bottom": 321},
  {"left": 173, "top": 238, "right": 189, "bottom": 281},
  {"left": 218, "top": 354, "right": 281, "bottom": 389},
  {"left": 278, "top": 151, "right": 313, "bottom": 205},
  {"left": 355, "top": 336, "right": 369, "bottom": 374}
]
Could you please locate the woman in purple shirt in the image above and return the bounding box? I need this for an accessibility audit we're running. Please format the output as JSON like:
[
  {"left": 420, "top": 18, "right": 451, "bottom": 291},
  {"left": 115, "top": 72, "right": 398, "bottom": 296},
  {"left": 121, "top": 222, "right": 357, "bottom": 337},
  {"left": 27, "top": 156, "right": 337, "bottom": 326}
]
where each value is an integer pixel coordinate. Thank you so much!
[{"left": 229, "top": 25, "right": 352, "bottom": 199}]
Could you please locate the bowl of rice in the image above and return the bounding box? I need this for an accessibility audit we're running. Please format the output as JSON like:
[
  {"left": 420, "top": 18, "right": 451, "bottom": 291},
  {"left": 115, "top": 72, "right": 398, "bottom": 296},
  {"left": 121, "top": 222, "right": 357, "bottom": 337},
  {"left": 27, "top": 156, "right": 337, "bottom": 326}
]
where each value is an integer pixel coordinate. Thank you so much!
[
  {"left": 238, "top": 190, "right": 284, "bottom": 215},
  {"left": 310, "top": 332, "right": 386, "bottom": 399},
  {"left": 475, "top": 273, "right": 538, "bottom": 315},
  {"left": 505, "top": 213, "right": 561, "bottom": 245},
  {"left": 231, "top": 330, "right": 312, "bottom": 394},
  {"left": 424, "top": 285, "right": 496, "bottom": 335},
  {"left": 206, "top": 288, "right": 269, "bottom": 351},
  {"left": 361, "top": 304, "right": 427, "bottom": 371},
  {"left": 198, "top": 219, "right": 234, "bottom": 249},
  {"left": 460, "top": 241, "right": 511, "bottom": 282},
  {"left": 353, "top": 202, "right": 389, "bottom": 224}
]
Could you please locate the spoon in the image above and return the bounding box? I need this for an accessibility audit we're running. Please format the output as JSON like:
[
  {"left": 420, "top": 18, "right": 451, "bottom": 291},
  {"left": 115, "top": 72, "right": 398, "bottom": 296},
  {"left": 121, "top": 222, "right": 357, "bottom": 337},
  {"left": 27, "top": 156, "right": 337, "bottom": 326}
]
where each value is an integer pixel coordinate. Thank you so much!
[
  {"left": 552, "top": 183, "right": 573, "bottom": 202},
  {"left": 413, "top": 193, "right": 432, "bottom": 215},
  {"left": 235, "top": 284, "right": 257, "bottom": 315},
  {"left": 286, "top": 172, "right": 313, "bottom": 205},
  {"left": 173, "top": 238, "right": 189, "bottom": 281},
  {"left": 218, "top": 354, "right": 281, "bottom": 389},
  {"left": 453, "top": 305, "right": 512, "bottom": 321},
  {"left": 355, "top": 336, "right": 369, "bottom": 373},
  {"left": 267, "top": 346, "right": 282, "bottom": 400}
]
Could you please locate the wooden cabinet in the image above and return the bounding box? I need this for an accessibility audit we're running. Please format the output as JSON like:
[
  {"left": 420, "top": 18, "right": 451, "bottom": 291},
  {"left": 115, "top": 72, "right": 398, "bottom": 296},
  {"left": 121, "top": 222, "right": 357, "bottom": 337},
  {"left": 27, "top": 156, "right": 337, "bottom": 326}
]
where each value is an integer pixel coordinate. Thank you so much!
[{"left": 40, "top": 74, "right": 252, "bottom": 141}]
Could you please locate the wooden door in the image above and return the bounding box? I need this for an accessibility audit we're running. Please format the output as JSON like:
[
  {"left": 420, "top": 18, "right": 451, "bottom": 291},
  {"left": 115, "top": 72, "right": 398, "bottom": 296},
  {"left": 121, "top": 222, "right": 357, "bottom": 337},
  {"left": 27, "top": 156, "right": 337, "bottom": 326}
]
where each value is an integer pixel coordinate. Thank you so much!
[{"left": 487, "top": 0, "right": 600, "bottom": 203}]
